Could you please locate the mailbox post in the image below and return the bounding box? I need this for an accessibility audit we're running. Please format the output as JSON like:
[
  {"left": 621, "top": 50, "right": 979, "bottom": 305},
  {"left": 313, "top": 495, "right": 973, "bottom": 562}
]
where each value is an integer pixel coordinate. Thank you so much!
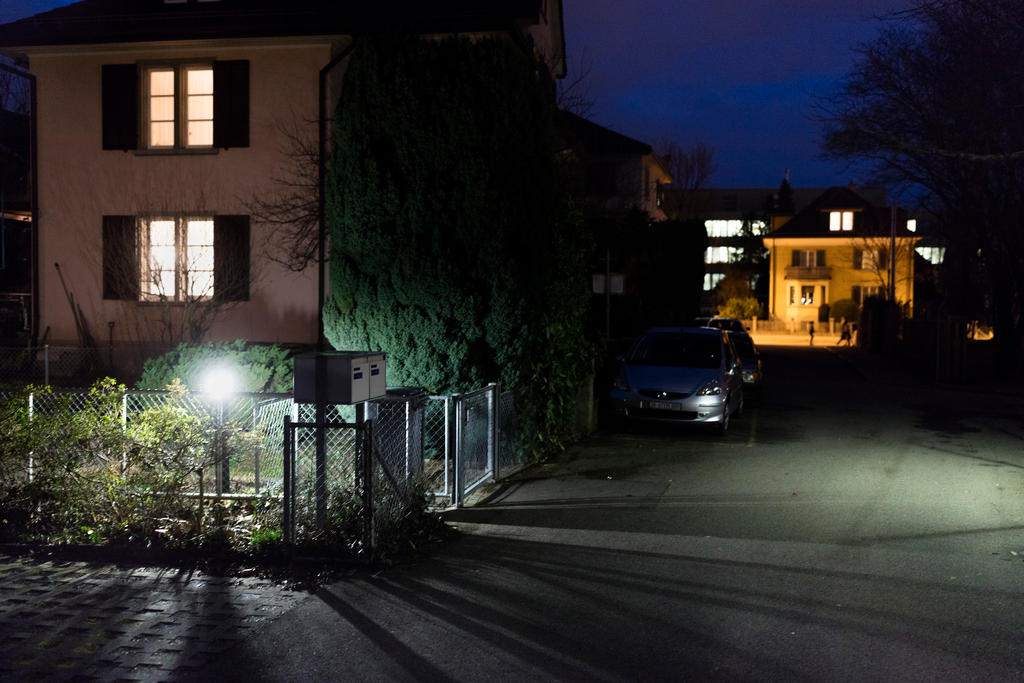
[{"left": 293, "top": 351, "right": 386, "bottom": 527}]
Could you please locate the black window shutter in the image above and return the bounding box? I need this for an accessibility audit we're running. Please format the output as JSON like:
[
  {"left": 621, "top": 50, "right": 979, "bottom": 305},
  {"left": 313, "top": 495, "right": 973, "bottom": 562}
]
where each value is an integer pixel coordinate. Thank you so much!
[
  {"left": 102, "top": 216, "right": 139, "bottom": 300},
  {"left": 791, "top": 250, "right": 800, "bottom": 267},
  {"left": 214, "top": 215, "right": 250, "bottom": 302},
  {"left": 102, "top": 64, "right": 138, "bottom": 150},
  {"left": 816, "top": 250, "right": 826, "bottom": 267},
  {"left": 853, "top": 248, "right": 863, "bottom": 270},
  {"left": 879, "top": 249, "right": 889, "bottom": 269},
  {"left": 852, "top": 285, "right": 861, "bottom": 304},
  {"left": 214, "top": 60, "right": 249, "bottom": 149}
]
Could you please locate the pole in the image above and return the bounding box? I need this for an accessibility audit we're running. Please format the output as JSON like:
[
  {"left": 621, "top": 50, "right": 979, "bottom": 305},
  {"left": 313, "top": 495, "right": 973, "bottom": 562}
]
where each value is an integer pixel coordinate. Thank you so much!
[
  {"left": 315, "top": 354, "right": 327, "bottom": 527},
  {"left": 889, "top": 206, "right": 897, "bottom": 303},
  {"left": 283, "top": 415, "right": 293, "bottom": 549}
]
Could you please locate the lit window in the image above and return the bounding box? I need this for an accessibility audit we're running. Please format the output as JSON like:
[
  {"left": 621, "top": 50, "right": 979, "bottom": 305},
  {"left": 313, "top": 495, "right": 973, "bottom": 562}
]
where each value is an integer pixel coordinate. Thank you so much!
[
  {"left": 906, "top": 219, "right": 917, "bottom": 233},
  {"left": 915, "top": 246, "right": 945, "bottom": 264},
  {"left": 142, "top": 217, "right": 215, "bottom": 301},
  {"left": 829, "top": 210, "right": 854, "bottom": 231},
  {"left": 800, "top": 285, "right": 815, "bottom": 305},
  {"left": 145, "top": 64, "right": 214, "bottom": 149},
  {"left": 703, "top": 272, "right": 725, "bottom": 291}
]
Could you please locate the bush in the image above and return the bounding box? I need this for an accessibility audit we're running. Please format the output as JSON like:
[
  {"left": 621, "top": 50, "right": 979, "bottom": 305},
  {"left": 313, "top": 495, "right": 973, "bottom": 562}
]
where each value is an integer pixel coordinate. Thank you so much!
[
  {"left": 830, "top": 298, "right": 860, "bottom": 324},
  {"left": 138, "top": 341, "right": 293, "bottom": 393},
  {"left": 718, "top": 297, "right": 763, "bottom": 320}
]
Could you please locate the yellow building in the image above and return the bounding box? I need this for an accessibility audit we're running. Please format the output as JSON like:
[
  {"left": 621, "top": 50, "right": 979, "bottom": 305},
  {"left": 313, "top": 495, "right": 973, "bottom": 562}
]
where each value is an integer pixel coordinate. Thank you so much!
[{"left": 763, "top": 186, "right": 918, "bottom": 324}]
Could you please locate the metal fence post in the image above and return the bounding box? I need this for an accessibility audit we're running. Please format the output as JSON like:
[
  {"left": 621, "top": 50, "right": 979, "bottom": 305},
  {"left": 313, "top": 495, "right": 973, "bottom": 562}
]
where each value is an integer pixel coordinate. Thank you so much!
[
  {"left": 27, "top": 391, "right": 34, "bottom": 483},
  {"left": 443, "top": 396, "right": 451, "bottom": 498},
  {"left": 453, "top": 393, "right": 465, "bottom": 507},
  {"left": 283, "top": 414, "right": 293, "bottom": 549},
  {"left": 362, "top": 419, "right": 376, "bottom": 560},
  {"left": 43, "top": 345, "right": 49, "bottom": 386},
  {"left": 121, "top": 391, "right": 128, "bottom": 474},
  {"left": 252, "top": 401, "right": 260, "bottom": 493},
  {"left": 488, "top": 382, "right": 498, "bottom": 482}
]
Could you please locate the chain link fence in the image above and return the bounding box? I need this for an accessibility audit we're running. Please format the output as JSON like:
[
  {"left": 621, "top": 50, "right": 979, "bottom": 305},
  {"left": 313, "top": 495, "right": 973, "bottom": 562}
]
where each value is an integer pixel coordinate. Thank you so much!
[{"left": 3, "top": 381, "right": 523, "bottom": 556}]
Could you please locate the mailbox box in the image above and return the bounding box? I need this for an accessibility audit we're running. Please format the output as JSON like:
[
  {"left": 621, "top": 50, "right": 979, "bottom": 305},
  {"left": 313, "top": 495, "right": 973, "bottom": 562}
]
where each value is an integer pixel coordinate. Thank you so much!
[{"left": 293, "top": 351, "right": 386, "bottom": 404}]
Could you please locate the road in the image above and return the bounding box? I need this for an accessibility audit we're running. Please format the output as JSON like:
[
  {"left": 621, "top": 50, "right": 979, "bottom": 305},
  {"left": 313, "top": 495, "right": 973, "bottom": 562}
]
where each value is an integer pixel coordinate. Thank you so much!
[{"left": 207, "top": 345, "right": 1024, "bottom": 681}]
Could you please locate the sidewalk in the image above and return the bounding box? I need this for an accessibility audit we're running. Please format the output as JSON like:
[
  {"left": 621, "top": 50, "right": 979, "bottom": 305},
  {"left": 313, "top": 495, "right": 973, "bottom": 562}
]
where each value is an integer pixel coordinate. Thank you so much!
[{"left": 0, "top": 552, "right": 308, "bottom": 681}]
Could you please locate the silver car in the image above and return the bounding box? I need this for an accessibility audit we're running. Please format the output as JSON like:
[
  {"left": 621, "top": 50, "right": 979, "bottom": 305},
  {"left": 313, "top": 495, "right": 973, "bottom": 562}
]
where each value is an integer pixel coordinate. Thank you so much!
[{"left": 607, "top": 327, "right": 744, "bottom": 434}]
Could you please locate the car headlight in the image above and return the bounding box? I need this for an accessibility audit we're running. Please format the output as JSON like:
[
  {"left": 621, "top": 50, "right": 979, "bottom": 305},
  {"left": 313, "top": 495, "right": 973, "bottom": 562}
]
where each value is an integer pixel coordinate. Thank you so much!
[
  {"left": 697, "top": 379, "right": 722, "bottom": 396},
  {"left": 612, "top": 367, "right": 630, "bottom": 391}
]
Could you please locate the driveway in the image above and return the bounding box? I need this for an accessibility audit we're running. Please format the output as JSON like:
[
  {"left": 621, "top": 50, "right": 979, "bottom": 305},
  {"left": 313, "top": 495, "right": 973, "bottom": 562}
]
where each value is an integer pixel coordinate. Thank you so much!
[
  {"left": 204, "top": 345, "right": 1024, "bottom": 681},
  {"left": 5, "top": 346, "right": 1024, "bottom": 681}
]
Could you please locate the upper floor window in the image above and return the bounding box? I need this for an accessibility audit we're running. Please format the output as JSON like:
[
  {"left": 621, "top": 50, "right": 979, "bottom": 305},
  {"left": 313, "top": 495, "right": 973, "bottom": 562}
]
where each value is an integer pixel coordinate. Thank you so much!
[
  {"left": 792, "top": 249, "right": 825, "bottom": 267},
  {"left": 145, "top": 65, "right": 214, "bottom": 149},
  {"left": 829, "top": 210, "right": 854, "bottom": 231},
  {"left": 854, "top": 248, "right": 888, "bottom": 271},
  {"left": 102, "top": 60, "right": 249, "bottom": 152}
]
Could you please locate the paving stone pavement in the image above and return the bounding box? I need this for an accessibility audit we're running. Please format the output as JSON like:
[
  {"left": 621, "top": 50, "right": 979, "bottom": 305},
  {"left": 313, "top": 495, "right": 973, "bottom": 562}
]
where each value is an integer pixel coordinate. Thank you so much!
[{"left": 0, "top": 555, "right": 308, "bottom": 681}]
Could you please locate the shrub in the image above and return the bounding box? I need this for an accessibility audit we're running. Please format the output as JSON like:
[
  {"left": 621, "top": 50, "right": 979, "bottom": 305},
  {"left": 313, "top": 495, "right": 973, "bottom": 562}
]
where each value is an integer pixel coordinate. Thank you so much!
[
  {"left": 138, "top": 341, "right": 293, "bottom": 393},
  {"left": 718, "top": 297, "right": 763, "bottom": 320},
  {"left": 830, "top": 298, "right": 860, "bottom": 323}
]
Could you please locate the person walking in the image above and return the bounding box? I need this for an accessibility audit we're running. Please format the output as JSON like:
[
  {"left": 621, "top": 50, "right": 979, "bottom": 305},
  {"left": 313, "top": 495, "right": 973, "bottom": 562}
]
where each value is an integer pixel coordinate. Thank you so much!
[
  {"left": 839, "top": 318, "right": 852, "bottom": 346},
  {"left": 809, "top": 320, "right": 815, "bottom": 346}
]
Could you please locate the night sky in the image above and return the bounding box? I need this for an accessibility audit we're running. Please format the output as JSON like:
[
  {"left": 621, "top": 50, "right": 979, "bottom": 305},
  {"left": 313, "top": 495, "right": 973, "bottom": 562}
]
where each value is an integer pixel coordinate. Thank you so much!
[{"left": 3, "top": 0, "right": 909, "bottom": 189}]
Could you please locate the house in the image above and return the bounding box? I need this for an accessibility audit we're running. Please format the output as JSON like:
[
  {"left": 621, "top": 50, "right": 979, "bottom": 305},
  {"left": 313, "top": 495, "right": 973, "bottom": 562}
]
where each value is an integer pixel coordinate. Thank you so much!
[
  {"left": 0, "top": 0, "right": 565, "bottom": 367},
  {"left": 555, "top": 110, "right": 671, "bottom": 222},
  {"left": 762, "top": 185, "right": 918, "bottom": 324},
  {"left": 553, "top": 112, "right": 674, "bottom": 337}
]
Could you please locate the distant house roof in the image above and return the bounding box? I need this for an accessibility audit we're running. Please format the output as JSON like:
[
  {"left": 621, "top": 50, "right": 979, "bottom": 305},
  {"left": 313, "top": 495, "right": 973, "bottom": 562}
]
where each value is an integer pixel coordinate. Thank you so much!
[
  {"left": 0, "top": 0, "right": 545, "bottom": 48},
  {"left": 769, "top": 185, "right": 915, "bottom": 238},
  {"left": 555, "top": 110, "right": 654, "bottom": 158}
]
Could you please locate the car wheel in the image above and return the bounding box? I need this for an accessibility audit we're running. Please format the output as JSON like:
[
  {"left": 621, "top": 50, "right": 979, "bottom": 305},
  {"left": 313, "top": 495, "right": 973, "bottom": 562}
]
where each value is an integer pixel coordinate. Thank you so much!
[{"left": 717, "top": 411, "right": 729, "bottom": 435}]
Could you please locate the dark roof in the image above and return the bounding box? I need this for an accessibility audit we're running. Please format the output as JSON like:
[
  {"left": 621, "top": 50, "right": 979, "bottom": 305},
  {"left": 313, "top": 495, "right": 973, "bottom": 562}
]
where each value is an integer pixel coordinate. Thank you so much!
[
  {"left": 769, "top": 186, "right": 915, "bottom": 239},
  {"left": 0, "top": 0, "right": 543, "bottom": 48},
  {"left": 555, "top": 110, "right": 653, "bottom": 158}
]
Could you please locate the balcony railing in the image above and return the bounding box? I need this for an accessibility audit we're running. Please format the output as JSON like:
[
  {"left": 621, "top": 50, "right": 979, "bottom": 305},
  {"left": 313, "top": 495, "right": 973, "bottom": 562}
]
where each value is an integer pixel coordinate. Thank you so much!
[{"left": 784, "top": 265, "right": 832, "bottom": 280}]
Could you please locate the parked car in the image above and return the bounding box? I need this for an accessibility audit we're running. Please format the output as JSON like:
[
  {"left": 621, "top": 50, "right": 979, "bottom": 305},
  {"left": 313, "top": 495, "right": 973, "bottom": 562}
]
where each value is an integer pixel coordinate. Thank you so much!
[
  {"left": 607, "top": 327, "right": 744, "bottom": 434},
  {"left": 706, "top": 317, "right": 748, "bottom": 333},
  {"left": 729, "top": 332, "right": 764, "bottom": 392}
]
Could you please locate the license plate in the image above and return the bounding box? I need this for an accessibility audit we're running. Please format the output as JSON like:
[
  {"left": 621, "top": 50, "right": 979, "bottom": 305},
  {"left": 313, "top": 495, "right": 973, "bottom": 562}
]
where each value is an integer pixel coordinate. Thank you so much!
[{"left": 647, "top": 400, "right": 681, "bottom": 411}]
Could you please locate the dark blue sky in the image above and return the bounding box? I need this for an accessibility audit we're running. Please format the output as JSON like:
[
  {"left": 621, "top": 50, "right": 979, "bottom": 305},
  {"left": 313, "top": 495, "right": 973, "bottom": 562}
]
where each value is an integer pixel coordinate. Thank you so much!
[{"left": 3, "top": 0, "right": 908, "bottom": 188}]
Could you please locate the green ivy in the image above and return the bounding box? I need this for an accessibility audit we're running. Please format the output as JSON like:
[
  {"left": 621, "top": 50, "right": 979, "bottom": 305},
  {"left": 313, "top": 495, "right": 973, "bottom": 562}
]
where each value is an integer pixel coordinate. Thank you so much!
[{"left": 324, "top": 34, "right": 592, "bottom": 455}]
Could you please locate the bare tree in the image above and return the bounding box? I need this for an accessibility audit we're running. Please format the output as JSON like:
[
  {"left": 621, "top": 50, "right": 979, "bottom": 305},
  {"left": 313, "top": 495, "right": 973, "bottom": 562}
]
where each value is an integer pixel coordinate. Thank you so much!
[
  {"left": 655, "top": 141, "right": 717, "bottom": 220},
  {"left": 243, "top": 115, "right": 320, "bottom": 272},
  {"left": 556, "top": 48, "right": 595, "bottom": 119},
  {"left": 820, "top": 0, "right": 1024, "bottom": 373}
]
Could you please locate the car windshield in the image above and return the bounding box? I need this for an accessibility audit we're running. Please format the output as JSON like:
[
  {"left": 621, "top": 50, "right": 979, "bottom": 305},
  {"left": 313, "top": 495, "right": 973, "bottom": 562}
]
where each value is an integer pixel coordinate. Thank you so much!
[
  {"left": 627, "top": 332, "right": 721, "bottom": 369},
  {"left": 731, "top": 334, "right": 755, "bottom": 356}
]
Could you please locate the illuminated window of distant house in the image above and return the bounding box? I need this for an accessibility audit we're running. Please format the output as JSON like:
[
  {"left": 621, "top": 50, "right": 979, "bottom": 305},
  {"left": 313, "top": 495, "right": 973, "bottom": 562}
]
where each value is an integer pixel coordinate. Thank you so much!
[
  {"left": 855, "top": 248, "right": 887, "bottom": 270},
  {"left": 142, "top": 217, "right": 215, "bottom": 301},
  {"left": 829, "top": 210, "right": 854, "bottom": 231},
  {"left": 800, "top": 285, "right": 815, "bottom": 305},
  {"left": 704, "top": 272, "right": 729, "bottom": 290},
  {"left": 705, "top": 246, "right": 742, "bottom": 264},
  {"left": 906, "top": 219, "right": 917, "bottom": 232},
  {"left": 793, "top": 249, "right": 825, "bottom": 267},
  {"left": 704, "top": 219, "right": 767, "bottom": 238},
  {"left": 916, "top": 246, "right": 945, "bottom": 264},
  {"left": 145, "top": 65, "right": 213, "bottom": 149}
]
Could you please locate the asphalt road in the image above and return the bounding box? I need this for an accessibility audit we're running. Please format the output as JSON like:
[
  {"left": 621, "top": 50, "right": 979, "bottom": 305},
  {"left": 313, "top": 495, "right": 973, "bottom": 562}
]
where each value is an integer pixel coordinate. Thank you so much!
[{"left": 209, "top": 346, "right": 1024, "bottom": 681}]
